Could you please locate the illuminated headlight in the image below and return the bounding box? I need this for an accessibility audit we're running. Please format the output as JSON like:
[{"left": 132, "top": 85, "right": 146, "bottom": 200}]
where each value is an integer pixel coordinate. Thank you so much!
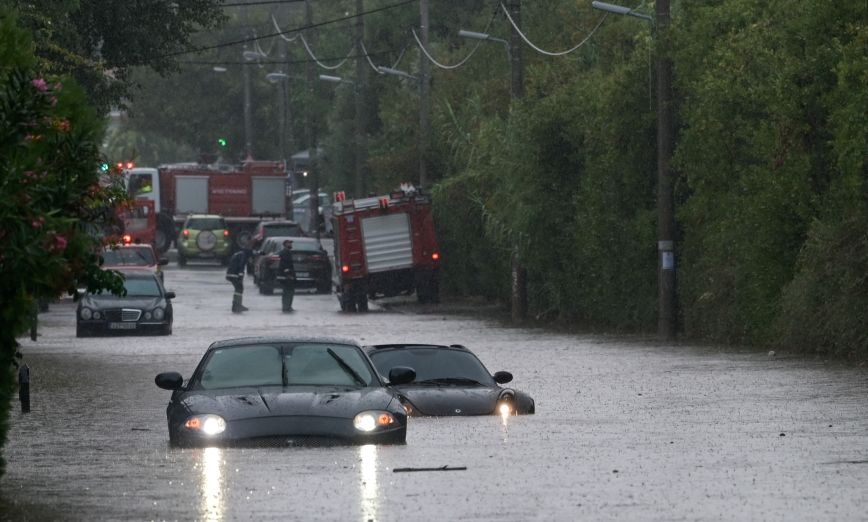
[
  {"left": 498, "top": 402, "right": 513, "bottom": 416},
  {"left": 184, "top": 414, "right": 226, "bottom": 436},
  {"left": 79, "top": 308, "right": 92, "bottom": 320},
  {"left": 353, "top": 411, "right": 396, "bottom": 432},
  {"left": 153, "top": 308, "right": 165, "bottom": 320}
]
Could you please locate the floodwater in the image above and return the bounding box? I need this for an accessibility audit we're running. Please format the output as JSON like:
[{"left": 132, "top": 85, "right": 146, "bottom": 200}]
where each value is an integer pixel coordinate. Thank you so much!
[{"left": 2, "top": 258, "right": 867, "bottom": 521}]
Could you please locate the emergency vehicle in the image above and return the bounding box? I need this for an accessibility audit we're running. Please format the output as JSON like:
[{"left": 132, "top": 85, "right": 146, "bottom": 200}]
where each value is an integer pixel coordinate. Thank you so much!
[
  {"left": 331, "top": 186, "right": 440, "bottom": 312},
  {"left": 123, "top": 160, "right": 289, "bottom": 253}
]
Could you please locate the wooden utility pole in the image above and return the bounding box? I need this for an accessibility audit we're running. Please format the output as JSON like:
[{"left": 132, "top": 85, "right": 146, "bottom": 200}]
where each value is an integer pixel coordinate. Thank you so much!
[
  {"left": 656, "top": 0, "right": 675, "bottom": 339},
  {"left": 418, "top": 0, "right": 430, "bottom": 188},
  {"left": 354, "top": 0, "right": 367, "bottom": 198},
  {"left": 508, "top": 0, "right": 527, "bottom": 323},
  {"left": 304, "top": 0, "right": 320, "bottom": 237}
]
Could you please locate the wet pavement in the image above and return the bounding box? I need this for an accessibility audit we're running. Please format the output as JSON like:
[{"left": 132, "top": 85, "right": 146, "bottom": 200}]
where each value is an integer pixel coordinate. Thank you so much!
[{"left": 2, "top": 259, "right": 867, "bottom": 521}]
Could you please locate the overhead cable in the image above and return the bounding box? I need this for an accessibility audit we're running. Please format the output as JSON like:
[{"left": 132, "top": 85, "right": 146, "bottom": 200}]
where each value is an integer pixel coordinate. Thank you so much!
[
  {"left": 359, "top": 40, "right": 385, "bottom": 74},
  {"left": 300, "top": 34, "right": 353, "bottom": 70},
  {"left": 411, "top": 9, "right": 496, "bottom": 71},
  {"left": 164, "top": 0, "right": 414, "bottom": 58},
  {"left": 271, "top": 14, "right": 301, "bottom": 43},
  {"left": 499, "top": 2, "right": 609, "bottom": 57}
]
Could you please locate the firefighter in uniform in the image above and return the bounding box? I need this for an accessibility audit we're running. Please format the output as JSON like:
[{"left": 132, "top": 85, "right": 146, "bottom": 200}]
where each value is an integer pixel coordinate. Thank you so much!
[
  {"left": 277, "top": 239, "right": 296, "bottom": 312},
  {"left": 226, "top": 248, "right": 252, "bottom": 313}
]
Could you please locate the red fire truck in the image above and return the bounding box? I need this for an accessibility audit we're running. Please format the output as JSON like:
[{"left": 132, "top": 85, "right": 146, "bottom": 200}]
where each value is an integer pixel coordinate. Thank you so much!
[
  {"left": 331, "top": 187, "right": 440, "bottom": 312},
  {"left": 116, "top": 199, "right": 156, "bottom": 246},
  {"left": 124, "top": 161, "right": 289, "bottom": 253}
]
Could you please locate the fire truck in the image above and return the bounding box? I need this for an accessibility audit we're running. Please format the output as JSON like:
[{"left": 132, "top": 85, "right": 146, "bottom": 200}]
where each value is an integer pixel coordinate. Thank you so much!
[
  {"left": 331, "top": 187, "right": 440, "bottom": 312},
  {"left": 123, "top": 160, "right": 289, "bottom": 253},
  {"left": 116, "top": 199, "right": 156, "bottom": 246}
]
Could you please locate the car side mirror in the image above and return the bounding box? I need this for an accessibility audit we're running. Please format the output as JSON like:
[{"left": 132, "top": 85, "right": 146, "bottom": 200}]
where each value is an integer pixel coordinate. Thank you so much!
[
  {"left": 388, "top": 366, "right": 416, "bottom": 385},
  {"left": 155, "top": 372, "right": 184, "bottom": 390},
  {"left": 159, "top": 258, "right": 169, "bottom": 266},
  {"left": 164, "top": 291, "right": 176, "bottom": 299},
  {"left": 493, "top": 371, "right": 513, "bottom": 384}
]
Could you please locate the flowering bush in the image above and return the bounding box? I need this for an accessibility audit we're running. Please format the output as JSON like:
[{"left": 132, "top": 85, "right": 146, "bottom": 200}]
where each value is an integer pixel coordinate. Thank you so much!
[{"left": 0, "top": 10, "right": 129, "bottom": 477}]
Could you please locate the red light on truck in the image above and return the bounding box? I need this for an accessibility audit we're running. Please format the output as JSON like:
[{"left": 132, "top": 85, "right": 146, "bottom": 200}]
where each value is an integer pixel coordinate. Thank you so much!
[
  {"left": 122, "top": 234, "right": 132, "bottom": 244},
  {"left": 335, "top": 191, "right": 345, "bottom": 202},
  {"left": 432, "top": 252, "right": 440, "bottom": 261},
  {"left": 378, "top": 198, "right": 389, "bottom": 209},
  {"left": 183, "top": 229, "right": 189, "bottom": 237},
  {"left": 341, "top": 265, "right": 350, "bottom": 273},
  {"left": 223, "top": 230, "right": 230, "bottom": 237}
]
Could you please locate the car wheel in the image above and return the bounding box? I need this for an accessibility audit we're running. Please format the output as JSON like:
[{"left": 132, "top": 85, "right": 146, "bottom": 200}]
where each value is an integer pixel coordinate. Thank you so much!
[
  {"left": 356, "top": 293, "right": 368, "bottom": 312},
  {"left": 339, "top": 294, "right": 355, "bottom": 312},
  {"left": 177, "top": 252, "right": 187, "bottom": 267}
]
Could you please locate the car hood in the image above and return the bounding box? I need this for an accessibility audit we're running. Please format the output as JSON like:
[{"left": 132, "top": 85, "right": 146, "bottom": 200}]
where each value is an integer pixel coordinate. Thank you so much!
[
  {"left": 394, "top": 385, "right": 501, "bottom": 416},
  {"left": 80, "top": 295, "right": 164, "bottom": 309},
  {"left": 181, "top": 386, "right": 396, "bottom": 421}
]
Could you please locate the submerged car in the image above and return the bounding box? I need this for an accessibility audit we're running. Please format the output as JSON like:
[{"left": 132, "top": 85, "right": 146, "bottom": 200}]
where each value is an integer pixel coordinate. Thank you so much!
[
  {"left": 76, "top": 271, "right": 175, "bottom": 337},
  {"left": 254, "top": 236, "right": 331, "bottom": 294},
  {"left": 365, "top": 344, "right": 535, "bottom": 417},
  {"left": 100, "top": 243, "right": 168, "bottom": 282},
  {"left": 155, "top": 337, "right": 416, "bottom": 447}
]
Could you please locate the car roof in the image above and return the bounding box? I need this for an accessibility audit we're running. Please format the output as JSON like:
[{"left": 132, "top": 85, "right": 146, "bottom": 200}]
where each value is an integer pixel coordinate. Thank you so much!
[
  {"left": 261, "top": 220, "right": 301, "bottom": 227},
  {"left": 208, "top": 336, "right": 362, "bottom": 350},
  {"left": 364, "top": 343, "right": 471, "bottom": 355},
  {"left": 186, "top": 214, "right": 222, "bottom": 219},
  {"left": 266, "top": 236, "right": 322, "bottom": 248},
  {"left": 104, "top": 243, "right": 155, "bottom": 251}
]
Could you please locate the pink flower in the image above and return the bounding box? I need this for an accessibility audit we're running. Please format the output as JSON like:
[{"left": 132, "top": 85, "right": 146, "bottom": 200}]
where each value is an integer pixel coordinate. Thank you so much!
[
  {"left": 31, "top": 217, "right": 45, "bottom": 229},
  {"left": 53, "top": 235, "right": 68, "bottom": 251},
  {"left": 32, "top": 78, "right": 48, "bottom": 91}
]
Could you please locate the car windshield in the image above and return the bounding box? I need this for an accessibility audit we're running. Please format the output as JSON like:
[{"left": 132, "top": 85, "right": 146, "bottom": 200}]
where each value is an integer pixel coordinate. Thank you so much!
[
  {"left": 102, "top": 247, "right": 155, "bottom": 266},
  {"left": 195, "top": 342, "right": 375, "bottom": 390},
  {"left": 122, "top": 276, "right": 161, "bottom": 297},
  {"left": 187, "top": 218, "right": 225, "bottom": 230},
  {"left": 264, "top": 224, "right": 304, "bottom": 237},
  {"left": 369, "top": 347, "right": 495, "bottom": 385}
]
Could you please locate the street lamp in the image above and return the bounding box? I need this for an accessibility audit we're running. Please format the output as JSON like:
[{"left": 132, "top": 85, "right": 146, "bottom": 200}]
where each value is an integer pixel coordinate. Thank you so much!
[
  {"left": 593, "top": 0, "right": 675, "bottom": 340},
  {"left": 377, "top": 66, "right": 418, "bottom": 81},
  {"left": 458, "top": 29, "right": 511, "bottom": 61},
  {"left": 591, "top": 1, "right": 653, "bottom": 23},
  {"left": 318, "top": 74, "right": 352, "bottom": 84}
]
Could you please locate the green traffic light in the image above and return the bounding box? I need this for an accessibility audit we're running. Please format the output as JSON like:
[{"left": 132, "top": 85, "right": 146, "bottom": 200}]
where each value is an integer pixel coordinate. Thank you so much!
[
  {"left": 217, "top": 138, "right": 227, "bottom": 147},
  {"left": 100, "top": 162, "right": 109, "bottom": 172}
]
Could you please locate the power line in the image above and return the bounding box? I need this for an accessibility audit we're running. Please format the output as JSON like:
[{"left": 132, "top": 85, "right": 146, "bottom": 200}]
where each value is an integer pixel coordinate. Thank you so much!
[
  {"left": 180, "top": 47, "right": 402, "bottom": 67},
  {"left": 166, "top": 0, "right": 414, "bottom": 58},
  {"left": 221, "top": 0, "right": 305, "bottom": 7},
  {"left": 411, "top": 8, "right": 497, "bottom": 71},
  {"left": 499, "top": 2, "right": 611, "bottom": 57}
]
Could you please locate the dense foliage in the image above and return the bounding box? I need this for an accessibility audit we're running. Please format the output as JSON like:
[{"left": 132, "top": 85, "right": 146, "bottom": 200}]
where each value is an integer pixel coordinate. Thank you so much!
[
  {"left": 124, "top": 0, "right": 866, "bottom": 359},
  {"left": 0, "top": 10, "right": 132, "bottom": 475}
]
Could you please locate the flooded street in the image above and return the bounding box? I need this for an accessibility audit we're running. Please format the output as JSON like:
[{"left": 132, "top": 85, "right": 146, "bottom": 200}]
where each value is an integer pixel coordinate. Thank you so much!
[{"left": 2, "top": 259, "right": 867, "bottom": 521}]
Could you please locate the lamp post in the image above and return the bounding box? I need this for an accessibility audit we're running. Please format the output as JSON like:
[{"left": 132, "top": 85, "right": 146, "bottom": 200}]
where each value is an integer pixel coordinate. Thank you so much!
[
  {"left": 593, "top": 0, "right": 675, "bottom": 340},
  {"left": 241, "top": 48, "right": 267, "bottom": 160}
]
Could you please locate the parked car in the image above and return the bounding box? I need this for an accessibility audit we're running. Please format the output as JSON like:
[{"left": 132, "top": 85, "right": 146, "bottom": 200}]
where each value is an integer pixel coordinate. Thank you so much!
[
  {"left": 254, "top": 236, "right": 332, "bottom": 295},
  {"left": 248, "top": 219, "right": 307, "bottom": 274},
  {"left": 100, "top": 243, "right": 168, "bottom": 282},
  {"left": 154, "top": 336, "right": 416, "bottom": 447},
  {"left": 292, "top": 191, "right": 333, "bottom": 236},
  {"left": 176, "top": 214, "right": 232, "bottom": 267},
  {"left": 76, "top": 271, "right": 175, "bottom": 337},
  {"left": 364, "top": 343, "right": 535, "bottom": 417}
]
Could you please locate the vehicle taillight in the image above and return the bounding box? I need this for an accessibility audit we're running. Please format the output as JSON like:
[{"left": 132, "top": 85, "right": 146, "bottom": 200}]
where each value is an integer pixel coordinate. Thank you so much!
[
  {"left": 432, "top": 252, "right": 440, "bottom": 261},
  {"left": 183, "top": 229, "right": 189, "bottom": 237},
  {"left": 341, "top": 265, "right": 350, "bottom": 273},
  {"left": 223, "top": 230, "right": 230, "bottom": 237},
  {"left": 122, "top": 234, "right": 132, "bottom": 244}
]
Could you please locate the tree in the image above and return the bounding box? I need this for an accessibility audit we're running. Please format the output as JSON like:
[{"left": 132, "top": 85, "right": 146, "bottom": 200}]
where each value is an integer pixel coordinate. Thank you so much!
[{"left": 0, "top": 9, "right": 128, "bottom": 477}]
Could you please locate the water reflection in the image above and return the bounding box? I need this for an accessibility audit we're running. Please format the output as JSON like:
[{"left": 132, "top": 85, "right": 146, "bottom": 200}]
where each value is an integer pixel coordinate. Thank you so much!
[
  {"left": 198, "top": 447, "right": 226, "bottom": 522},
  {"left": 500, "top": 408, "right": 510, "bottom": 441},
  {"left": 359, "top": 444, "right": 379, "bottom": 521}
]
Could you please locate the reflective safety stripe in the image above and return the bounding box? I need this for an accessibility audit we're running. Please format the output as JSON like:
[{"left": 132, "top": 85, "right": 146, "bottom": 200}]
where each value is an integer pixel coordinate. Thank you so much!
[{"left": 233, "top": 292, "right": 243, "bottom": 297}]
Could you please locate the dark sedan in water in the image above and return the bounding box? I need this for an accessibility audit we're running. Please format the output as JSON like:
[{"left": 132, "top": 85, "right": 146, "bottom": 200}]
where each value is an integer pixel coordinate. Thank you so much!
[
  {"left": 155, "top": 337, "right": 416, "bottom": 447},
  {"left": 76, "top": 271, "right": 174, "bottom": 337},
  {"left": 365, "top": 344, "right": 535, "bottom": 416}
]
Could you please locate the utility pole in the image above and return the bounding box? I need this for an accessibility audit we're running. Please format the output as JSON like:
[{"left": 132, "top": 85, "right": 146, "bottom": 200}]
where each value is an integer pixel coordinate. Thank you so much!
[
  {"left": 418, "top": 0, "right": 430, "bottom": 188},
  {"left": 304, "top": 0, "right": 320, "bottom": 237},
  {"left": 242, "top": 6, "right": 254, "bottom": 160},
  {"left": 508, "top": 0, "right": 527, "bottom": 323},
  {"left": 354, "top": 0, "right": 367, "bottom": 198},
  {"left": 656, "top": 0, "right": 675, "bottom": 339}
]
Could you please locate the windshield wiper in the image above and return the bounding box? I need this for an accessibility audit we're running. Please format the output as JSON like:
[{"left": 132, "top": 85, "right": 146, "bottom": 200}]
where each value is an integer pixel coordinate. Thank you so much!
[
  {"left": 326, "top": 348, "right": 366, "bottom": 386},
  {"left": 414, "top": 377, "right": 485, "bottom": 386}
]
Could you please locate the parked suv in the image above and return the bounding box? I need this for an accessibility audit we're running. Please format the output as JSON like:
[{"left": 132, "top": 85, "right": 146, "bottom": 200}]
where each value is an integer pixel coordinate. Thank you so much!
[
  {"left": 248, "top": 219, "right": 307, "bottom": 274},
  {"left": 176, "top": 214, "right": 232, "bottom": 266},
  {"left": 254, "top": 236, "right": 331, "bottom": 295}
]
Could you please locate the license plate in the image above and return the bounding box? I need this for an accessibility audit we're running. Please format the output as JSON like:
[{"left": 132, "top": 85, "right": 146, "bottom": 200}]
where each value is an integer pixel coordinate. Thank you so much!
[
  {"left": 296, "top": 272, "right": 309, "bottom": 278},
  {"left": 109, "top": 322, "right": 137, "bottom": 330}
]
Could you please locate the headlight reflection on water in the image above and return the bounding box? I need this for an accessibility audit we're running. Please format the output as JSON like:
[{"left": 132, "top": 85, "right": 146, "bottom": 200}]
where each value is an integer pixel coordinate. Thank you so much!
[
  {"left": 359, "top": 444, "right": 379, "bottom": 522},
  {"left": 198, "top": 447, "right": 226, "bottom": 522}
]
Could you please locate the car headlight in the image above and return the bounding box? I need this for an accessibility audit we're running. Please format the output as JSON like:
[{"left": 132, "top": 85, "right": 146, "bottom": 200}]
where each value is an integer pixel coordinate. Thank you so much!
[
  {"left": 153, "top": 308, "right": 165, "bottom": 320},
  {"left": 93, "top": 311, "right": 101, "bottom": 319},
  {"left": 353, "top": 411, "right": 396, "bottom": 432},
  {"left": 184, "top": 414, "right": 226, "bottom": 436},
  {"left": 144, "top": 311, "right": 152, "bottom": 320},
  {"left": 79, "top": 307, "right": 92, "bottom": 320}
]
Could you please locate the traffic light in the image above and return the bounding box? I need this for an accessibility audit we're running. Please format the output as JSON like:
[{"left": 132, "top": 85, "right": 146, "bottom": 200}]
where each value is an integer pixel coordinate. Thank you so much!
[
  {"left": 100, "top": 162, "right": 110, "bottom": 172},
  {"left": 217, "top": 138, "right": 228, "bottom": 147}
]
